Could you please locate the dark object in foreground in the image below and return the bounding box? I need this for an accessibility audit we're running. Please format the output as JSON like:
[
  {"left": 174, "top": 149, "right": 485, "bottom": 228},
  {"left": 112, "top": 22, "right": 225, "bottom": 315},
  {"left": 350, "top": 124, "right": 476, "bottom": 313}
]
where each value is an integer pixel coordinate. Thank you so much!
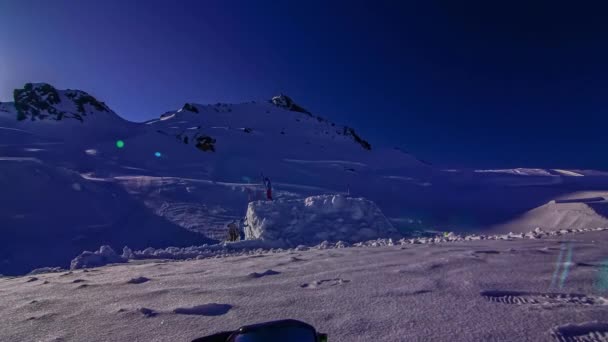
[{"left": 192, "top": 319, "right": 328, "bottom": 342}]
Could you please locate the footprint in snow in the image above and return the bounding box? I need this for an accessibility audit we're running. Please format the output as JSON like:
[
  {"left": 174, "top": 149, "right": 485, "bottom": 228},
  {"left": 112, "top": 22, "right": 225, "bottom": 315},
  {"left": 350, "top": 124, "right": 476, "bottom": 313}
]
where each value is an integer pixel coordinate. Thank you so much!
[
  {"left": 26, "top": 277, "right": 38, "bottom": 283},
  {"left": 275, "top": 257, "right": 306, "bottom": 267},
  {"left": 72, "top": 279, "right": 86, "bottom": 283},
  {"left": 300, "top": 278, "right": 350, "bottom": 289},
  {"left": 247, "top": 270, "right": 280, "bottom": 279},
  {"left": 138, "top": 308, "right": 158, "bottom": 318},
  {"left": 473, "top": 250, "right": 500, "bottom": 255},
  {"left": 25, "top": 313, "right": 58, "bottom": 322},
  {"left": 551, "top": 321, "right": 608, "bottom": 342},
  {"left": 127, "top": 276, "right": 150, "bottom": 284},
  {"left": 481, "top": 290, "right": 608, "bottom": 306},
  {"left": 173, "top": 303, "right": 232, "bottom": 316}
]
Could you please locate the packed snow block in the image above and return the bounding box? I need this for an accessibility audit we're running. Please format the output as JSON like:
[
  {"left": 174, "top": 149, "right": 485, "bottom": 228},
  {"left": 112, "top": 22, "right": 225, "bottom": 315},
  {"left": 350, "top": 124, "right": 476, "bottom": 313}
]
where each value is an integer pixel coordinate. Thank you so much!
[
  {"left": 70, "top": 245, "right": 126, "bottom": 270},
  {"left": 245, "top": 195, "right": 399, "bottom": 245}
]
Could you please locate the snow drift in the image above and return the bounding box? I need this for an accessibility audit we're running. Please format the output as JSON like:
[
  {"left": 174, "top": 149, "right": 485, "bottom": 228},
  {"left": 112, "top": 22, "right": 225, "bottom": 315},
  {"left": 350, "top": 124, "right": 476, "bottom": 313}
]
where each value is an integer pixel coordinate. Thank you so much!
[
  {"left": 244, "top": 195, "right": 399, "bottom": 245},
  {"left": 70, "top": 245, "right": 127, "bottom": 270},
  {"left": 490, "top": 192, "right": 608, "bottom": 233}
]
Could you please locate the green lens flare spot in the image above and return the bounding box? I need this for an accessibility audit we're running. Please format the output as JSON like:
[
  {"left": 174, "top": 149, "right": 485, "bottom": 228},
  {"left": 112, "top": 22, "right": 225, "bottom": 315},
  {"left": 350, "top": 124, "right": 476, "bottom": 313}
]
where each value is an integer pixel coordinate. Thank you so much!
[{"left": 116, "top": 140, "right": 125, "bottom": 148}]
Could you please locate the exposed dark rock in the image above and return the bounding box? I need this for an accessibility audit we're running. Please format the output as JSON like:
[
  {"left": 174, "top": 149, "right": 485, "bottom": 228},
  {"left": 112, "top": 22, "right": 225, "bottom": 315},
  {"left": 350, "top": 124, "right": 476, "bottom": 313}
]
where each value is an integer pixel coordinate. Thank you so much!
[
  {"left": 182, "top": 103, "right": 199, "bottom": 113},
  {"left": 343, "top": 126, "right": 372, "bottom": 150},
  {"left": 195, "top": 136, "right": 216, "bottom": 152},
  {"left": 271, "top": 94, "right": 311, "bottom": 115},
  {"left": 13, "top": 83, "right": 108, "bottom": 122}
]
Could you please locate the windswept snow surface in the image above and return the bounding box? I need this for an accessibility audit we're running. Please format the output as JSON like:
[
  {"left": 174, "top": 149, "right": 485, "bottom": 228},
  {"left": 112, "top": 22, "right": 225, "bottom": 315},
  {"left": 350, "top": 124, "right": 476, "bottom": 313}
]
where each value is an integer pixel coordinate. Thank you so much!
[{"left": 1, "top": 230, "right": 607, "bottom": 342}]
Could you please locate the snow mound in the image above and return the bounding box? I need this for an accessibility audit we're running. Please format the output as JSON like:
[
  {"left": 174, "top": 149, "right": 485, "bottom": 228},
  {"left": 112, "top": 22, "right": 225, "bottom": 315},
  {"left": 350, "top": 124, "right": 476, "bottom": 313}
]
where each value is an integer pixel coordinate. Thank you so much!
[
  {"left": 244, "top": 195, "right": 399, "bottom": 245},
  {"left": 70, "top": 246, "right": 126, "bottom": 270},
  {"left": 490, "top": 196, "right": 608, "bottom": 233}
]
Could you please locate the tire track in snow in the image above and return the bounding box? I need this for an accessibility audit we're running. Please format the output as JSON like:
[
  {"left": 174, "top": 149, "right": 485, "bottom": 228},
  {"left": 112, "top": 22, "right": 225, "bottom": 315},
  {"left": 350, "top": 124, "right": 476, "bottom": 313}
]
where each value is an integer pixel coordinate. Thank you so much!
[
  {"left": 551, "top": 322, "right": 608, "bottom": 342},
  {"left": 481, "top": 290, "right": 608, "bottom": 306}
]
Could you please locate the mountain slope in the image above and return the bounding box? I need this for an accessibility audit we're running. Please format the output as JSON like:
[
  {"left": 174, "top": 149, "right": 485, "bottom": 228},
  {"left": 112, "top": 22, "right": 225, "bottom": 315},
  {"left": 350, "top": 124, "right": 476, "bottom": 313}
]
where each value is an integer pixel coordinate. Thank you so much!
[
  {"left": 1, "top": 82, "right": 608, "bottom": 275},
  {"left": 0, "top": 83, "right": 138, "bottom": 144}
]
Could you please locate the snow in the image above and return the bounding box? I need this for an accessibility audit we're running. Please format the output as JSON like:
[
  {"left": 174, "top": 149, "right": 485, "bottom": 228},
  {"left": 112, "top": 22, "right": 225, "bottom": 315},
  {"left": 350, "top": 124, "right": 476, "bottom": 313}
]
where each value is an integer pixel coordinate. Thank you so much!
[
  {"left": 553, "top": 169, "right": 585, "bottom": 177},
  {"left": 65, "top": 226, "right": 604, "bottom": 266},
  {"left": 1, "top": 230, "right": 607, "bottom": 342},
  {"left": 474, "top": 168, "right": 599, "bottom": 177},
  {"left": 1, "top": 82, "right": 608, "bottom": 279},
  {"left": 244, "top": 195, "right": 399, "bottom": 245},
  {"left": 1, "top": 81, "right": 608, "bottom": 340},
  {"left": 70, "top": 246, "right": 127, "bottom": 270},
  {"left": 475, "top": 168, "right": 556, "bottom": 176},
  {"left": 490, "top": 193, "right": 608, "bottom": 233}
]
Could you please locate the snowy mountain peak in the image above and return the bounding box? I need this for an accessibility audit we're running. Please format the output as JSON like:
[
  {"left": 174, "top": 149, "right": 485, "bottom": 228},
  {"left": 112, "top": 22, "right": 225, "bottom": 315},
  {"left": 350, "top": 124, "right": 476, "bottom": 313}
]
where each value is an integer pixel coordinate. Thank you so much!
[
  {"left": 180, "top": 102, "right": 199, "bottom": 113},
  {"left": 12, "top": 82, "right": 111, "bottom": 122},
  {"left": 271, "top": 93, "right": 311, "bottom": 115}
]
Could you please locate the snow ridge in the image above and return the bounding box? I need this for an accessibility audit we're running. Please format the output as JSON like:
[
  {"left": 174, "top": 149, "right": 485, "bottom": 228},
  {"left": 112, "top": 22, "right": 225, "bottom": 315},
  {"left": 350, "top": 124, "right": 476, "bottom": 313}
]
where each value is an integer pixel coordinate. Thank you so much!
[{"left": 67, "top": 227, "right": 608, "bottom": 271}]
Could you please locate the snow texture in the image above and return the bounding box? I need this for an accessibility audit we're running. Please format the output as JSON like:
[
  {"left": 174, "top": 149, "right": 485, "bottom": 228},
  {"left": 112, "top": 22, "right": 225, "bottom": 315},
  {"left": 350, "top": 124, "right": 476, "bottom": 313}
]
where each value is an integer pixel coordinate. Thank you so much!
[
  {"left": 70, "top": 246, "right": 126, "bottom": 270},
  {"left": 1, "top": 230, "right": 607, "bottom": 342},
  {"left": 244, "top": 195, "right": 399, "bottom": 245}
]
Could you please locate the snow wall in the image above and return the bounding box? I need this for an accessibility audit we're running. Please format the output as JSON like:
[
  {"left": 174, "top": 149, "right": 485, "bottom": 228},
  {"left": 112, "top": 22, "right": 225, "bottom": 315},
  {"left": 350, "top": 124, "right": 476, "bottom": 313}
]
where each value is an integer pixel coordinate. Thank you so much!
[{"left": 244, "top": 195, "right": 399, "bottom": 245}]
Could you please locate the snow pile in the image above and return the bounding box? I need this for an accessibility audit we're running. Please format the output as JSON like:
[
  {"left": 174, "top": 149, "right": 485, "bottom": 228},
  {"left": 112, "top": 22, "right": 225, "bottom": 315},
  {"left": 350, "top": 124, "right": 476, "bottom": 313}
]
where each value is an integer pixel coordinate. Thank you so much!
[
  {"left": 491, "top": 196, "right": 608, "bottom": 233},
  {"left": 244, "top": 195, "right": 399, "bottom": 245},
  {"left": 65, "top": 227, "right": 608, "bottom": 270},
  {"left": 70, "top": 246, "right": 127, "bottom": 270}
]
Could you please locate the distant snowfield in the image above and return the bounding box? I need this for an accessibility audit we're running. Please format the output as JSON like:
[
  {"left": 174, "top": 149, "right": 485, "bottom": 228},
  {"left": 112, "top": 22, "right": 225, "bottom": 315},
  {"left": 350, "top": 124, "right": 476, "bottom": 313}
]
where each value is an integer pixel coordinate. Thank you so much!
[{"left": 1, "top": 231, "right": 607, "bottom": 342}]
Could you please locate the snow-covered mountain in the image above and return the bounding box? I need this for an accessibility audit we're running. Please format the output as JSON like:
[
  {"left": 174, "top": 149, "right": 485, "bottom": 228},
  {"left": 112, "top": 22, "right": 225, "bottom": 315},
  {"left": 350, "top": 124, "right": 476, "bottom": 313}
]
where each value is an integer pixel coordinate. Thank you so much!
[
  {"left": 1, "top": 83, "right": 137, "bottom": 143},
  {"left": 1, "top": 82, "right": 607, "bottom": 275}
]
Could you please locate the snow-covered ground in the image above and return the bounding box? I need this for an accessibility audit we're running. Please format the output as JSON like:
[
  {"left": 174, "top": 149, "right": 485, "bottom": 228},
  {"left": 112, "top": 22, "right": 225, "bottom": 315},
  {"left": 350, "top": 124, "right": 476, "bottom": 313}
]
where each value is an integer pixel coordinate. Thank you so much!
[
  {"left": 1, "top": 82, "right": 608, "bottom": 279},
  {"left": 1, "top": 230, "right": 607, "bottom": 342}
]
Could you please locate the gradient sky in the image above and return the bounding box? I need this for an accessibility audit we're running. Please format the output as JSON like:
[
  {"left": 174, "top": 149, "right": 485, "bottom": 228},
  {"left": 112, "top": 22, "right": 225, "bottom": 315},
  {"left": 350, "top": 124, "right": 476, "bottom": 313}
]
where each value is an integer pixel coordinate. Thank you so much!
[{"left": 1, "top": 0, "right": 606, "bottom": 169}]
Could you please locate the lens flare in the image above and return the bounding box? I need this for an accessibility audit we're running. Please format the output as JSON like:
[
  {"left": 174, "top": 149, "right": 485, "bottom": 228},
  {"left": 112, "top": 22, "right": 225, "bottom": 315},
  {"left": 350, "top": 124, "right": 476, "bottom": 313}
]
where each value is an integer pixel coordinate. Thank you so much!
[
  {"left": 550, "top": 244, "right": 566, "bottom": 289},
  {"left": 558, "top": 243, "right": 573, "bottom": 289},
  {"left": 155, "top": 152, "right": 162, "bottom": 157},
  {"left": 597, "top": 259, "right": 608, "bottom": 292},
  {"left": 116, "top": 140, "right": 125, "bottom": 148},
  {"left": 550, "top": 243, "right": 575, "bottom": 290}
]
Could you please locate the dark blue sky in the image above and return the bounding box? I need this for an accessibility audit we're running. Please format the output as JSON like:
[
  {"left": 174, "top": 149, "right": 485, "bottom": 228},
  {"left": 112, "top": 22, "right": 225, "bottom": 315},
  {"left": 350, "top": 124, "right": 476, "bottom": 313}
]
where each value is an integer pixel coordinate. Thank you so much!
[{"left": 1, "top": 0, "right": 606, "bottom": 169}]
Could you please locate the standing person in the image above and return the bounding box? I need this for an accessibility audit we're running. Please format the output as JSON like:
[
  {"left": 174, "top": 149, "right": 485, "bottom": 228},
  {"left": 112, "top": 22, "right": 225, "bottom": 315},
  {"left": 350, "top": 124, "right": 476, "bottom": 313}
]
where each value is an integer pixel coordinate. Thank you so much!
[
  {"left": 239, "top": 218, "right": 246, "bottom": 240},
  {"left": 226, "top": 220, "right": 239, "bottom": 242},
  {"left": 246, "top": 186, "right": 253, "bottom": 202},
  {"left": 263, "top": 177, "right": 273, "bottom": 200}
]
